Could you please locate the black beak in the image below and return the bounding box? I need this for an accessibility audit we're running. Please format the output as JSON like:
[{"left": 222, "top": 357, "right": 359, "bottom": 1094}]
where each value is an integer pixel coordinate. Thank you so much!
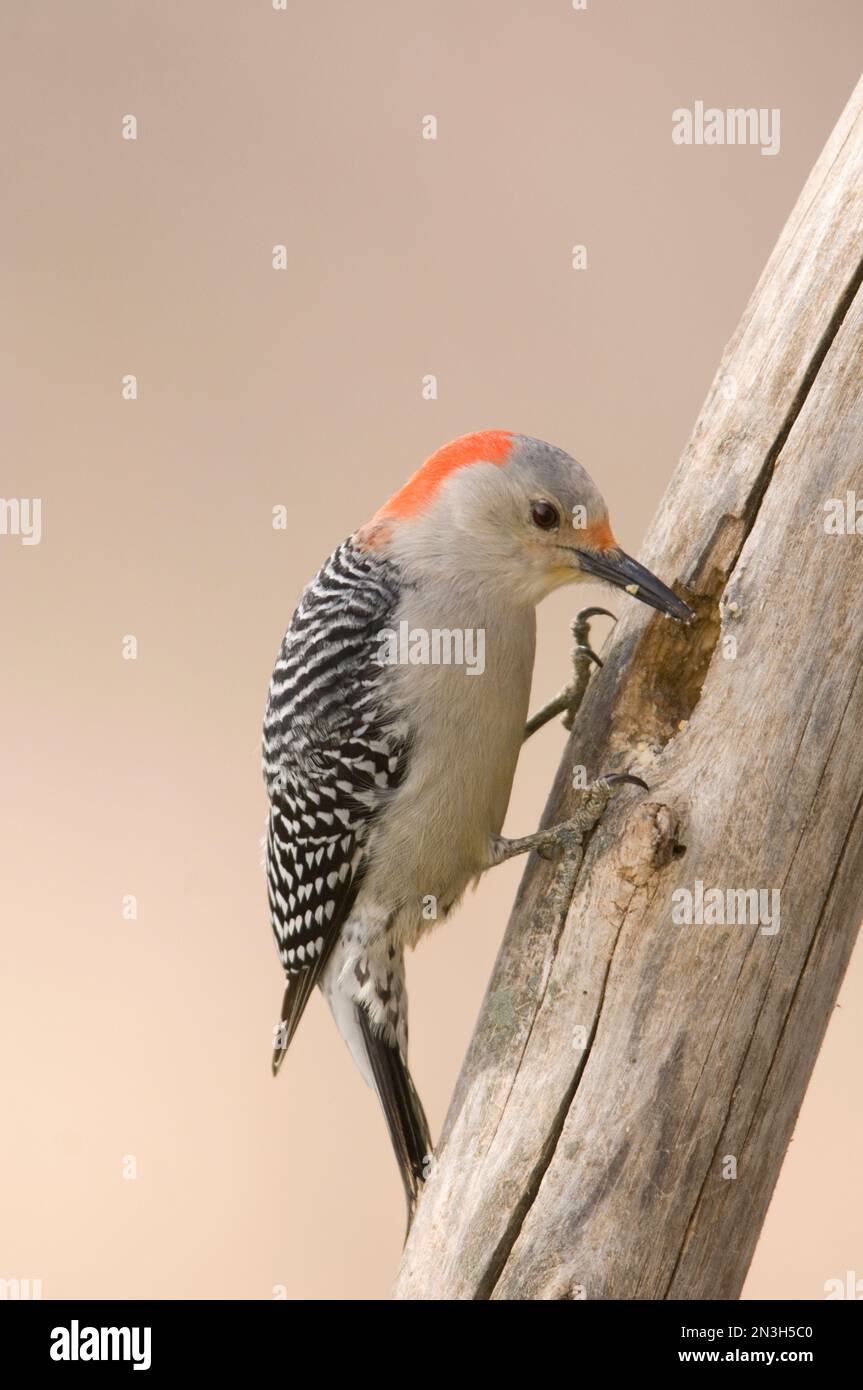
[{"left": 574, "top": 547, "right": 693, "bottom": 624}]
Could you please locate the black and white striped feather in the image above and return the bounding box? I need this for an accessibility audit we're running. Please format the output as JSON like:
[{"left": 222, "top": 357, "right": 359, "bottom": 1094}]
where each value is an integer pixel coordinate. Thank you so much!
[{"left": 262, "top": 538, "right": 409, "bottom": 1060}]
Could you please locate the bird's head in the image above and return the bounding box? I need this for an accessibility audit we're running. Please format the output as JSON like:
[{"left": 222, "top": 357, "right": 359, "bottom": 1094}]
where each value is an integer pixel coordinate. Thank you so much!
[{"left": 357, "top": 430, "right": 693, "bottom": 621}]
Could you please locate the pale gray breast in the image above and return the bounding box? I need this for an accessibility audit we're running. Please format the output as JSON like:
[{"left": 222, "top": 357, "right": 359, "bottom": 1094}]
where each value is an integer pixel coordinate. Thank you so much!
[{"left": 361, "top": 587, "right": 536, "bottom": 910}]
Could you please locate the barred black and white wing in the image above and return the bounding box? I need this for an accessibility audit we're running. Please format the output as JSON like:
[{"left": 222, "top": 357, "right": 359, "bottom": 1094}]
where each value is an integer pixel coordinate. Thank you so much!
[{"left": 262, "top": 538, "right": 408, "bottom": 1070}]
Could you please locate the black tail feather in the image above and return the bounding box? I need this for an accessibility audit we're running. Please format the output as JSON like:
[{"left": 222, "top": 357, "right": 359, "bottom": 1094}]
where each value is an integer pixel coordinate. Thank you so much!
[
  {"left": 272, "top": 971, "right": 318, "bottom": 1076},
  {"left": 355, "top": 1005, "right": 432, "bottom": 1231}
]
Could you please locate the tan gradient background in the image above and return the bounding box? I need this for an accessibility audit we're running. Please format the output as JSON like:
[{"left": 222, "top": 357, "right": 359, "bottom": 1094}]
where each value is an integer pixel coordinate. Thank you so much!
[{"left": 3, "top": 1, "right": 862, "bottom": 1301}]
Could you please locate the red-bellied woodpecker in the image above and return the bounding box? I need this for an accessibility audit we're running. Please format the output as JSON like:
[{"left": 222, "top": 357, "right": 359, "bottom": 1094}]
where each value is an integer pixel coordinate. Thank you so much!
[{"left": 262, "top": 430, "right": 692, "bottom": 1223}]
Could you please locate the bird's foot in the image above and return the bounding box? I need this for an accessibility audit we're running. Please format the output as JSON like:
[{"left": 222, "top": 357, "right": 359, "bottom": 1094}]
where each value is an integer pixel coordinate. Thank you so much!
[
  {"left": 490, "top": 772, "right": 648, "bottom": 927},
  {"left": 490, "top": 772, "right": 647, "bottom": 867},
  {"left": 523, "top": 607, "right": 616, "bottom": 740}
]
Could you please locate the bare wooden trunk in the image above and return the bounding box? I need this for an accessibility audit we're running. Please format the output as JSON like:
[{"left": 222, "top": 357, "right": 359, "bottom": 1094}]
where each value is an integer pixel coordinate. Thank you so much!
[{"left": 394, "top": 77, "right": 863, "bottom": 1301}]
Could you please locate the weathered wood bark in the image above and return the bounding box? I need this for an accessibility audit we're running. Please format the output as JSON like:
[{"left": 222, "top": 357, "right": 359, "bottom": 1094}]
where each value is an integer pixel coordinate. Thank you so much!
[{"left": 394, "top": 77, "right": 863, "bottom": 1301}]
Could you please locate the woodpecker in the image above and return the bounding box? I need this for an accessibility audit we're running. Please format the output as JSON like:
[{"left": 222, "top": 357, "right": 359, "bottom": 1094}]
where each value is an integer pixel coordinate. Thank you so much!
[{"left": 262, "top": 430, "right": 692, "bottom": 1223}]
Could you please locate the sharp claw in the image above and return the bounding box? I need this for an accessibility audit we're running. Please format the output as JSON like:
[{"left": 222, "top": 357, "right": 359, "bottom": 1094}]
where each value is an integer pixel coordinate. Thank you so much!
[
  {"left": 575, "top": 644, "right": 603, "bottom": 670},
  {"left": 570, "top": 608, "right": 615, "bottom": 672},
  {"left": 574, "top": 607, "right": 617, "bottom": 623},
  {"left": 600, "top": 772, "right": 650, "bottom": 792}
]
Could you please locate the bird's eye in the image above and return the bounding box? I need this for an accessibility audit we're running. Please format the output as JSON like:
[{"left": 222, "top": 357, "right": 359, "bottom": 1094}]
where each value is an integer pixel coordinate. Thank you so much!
[{"left": 530, "top": 500, "right": 560, "bottom": 531}]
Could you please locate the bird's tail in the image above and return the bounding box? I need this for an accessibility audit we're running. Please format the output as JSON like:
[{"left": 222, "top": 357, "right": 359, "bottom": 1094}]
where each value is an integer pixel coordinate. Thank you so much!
[
  {"left": 355, "top": 1004, "right": 432, "bottom": 1231},
  {"left": 272, "top": 970, "right": 318, "bottom": 1076}
]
